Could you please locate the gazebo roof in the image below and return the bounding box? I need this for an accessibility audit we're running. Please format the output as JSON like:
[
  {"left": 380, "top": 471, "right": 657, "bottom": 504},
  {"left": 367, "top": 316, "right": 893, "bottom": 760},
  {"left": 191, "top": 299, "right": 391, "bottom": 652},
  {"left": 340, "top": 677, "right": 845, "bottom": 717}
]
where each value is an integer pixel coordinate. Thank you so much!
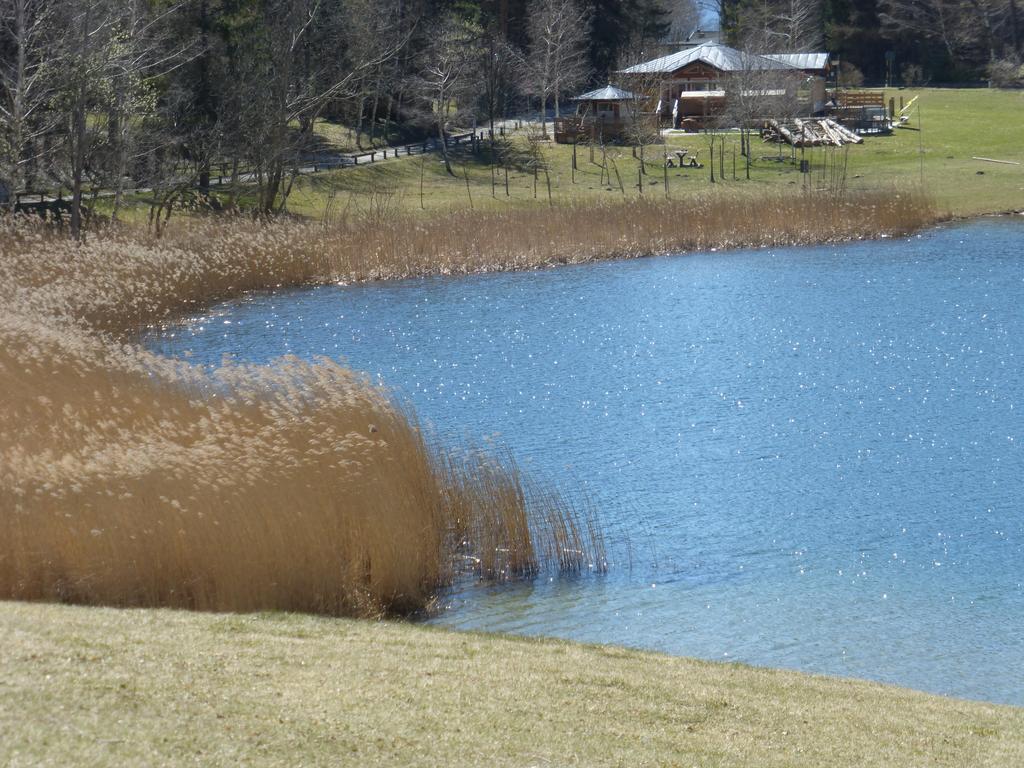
[{"left": 573, "top": 84, "right": 641, "bottom": 101}]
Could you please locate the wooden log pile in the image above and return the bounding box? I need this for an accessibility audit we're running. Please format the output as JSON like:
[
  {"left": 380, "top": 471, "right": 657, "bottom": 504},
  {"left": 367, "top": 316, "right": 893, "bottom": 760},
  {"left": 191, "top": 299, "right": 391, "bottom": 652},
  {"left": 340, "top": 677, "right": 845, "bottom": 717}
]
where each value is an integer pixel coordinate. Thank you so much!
[{"left": 765, "top": 118, "right": 863, "bottom": 147}]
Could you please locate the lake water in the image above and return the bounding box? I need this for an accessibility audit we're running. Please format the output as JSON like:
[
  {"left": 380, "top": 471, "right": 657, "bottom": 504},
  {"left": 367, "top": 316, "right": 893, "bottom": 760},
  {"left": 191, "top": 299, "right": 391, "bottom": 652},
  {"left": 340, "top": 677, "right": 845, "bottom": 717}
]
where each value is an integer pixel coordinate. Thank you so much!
[{"left": 147, "top": 219, "right": 1024, "bottom": 706}]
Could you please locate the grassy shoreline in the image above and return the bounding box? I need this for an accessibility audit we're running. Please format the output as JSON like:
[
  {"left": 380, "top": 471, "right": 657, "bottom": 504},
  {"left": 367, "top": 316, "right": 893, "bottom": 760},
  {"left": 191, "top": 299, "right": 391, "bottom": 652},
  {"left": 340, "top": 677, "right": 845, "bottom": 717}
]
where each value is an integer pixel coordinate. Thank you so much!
[
  {"left": 172, "top": 87, "right": 1021, "bottom": 223},
  {"left": 2, "top": 601, "right": 1022, "bottom": 767},
  {"left": 92, "top": 89, "right": 1023, "bottom": 227}
]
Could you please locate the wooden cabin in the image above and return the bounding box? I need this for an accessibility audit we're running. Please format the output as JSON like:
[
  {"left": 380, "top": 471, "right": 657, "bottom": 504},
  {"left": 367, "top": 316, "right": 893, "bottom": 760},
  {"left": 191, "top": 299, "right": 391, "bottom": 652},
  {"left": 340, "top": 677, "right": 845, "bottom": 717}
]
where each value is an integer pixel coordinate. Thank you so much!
[{"left": 619, "top": 43, "right": 831, "bottom": 130}]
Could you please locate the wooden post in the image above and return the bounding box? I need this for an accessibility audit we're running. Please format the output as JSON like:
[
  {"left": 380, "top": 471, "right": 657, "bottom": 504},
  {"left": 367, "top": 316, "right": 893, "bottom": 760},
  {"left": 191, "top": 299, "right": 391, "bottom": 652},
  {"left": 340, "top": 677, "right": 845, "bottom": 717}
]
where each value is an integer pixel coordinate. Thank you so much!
[
  {"left": 462, "top": 161, "right": 473, "bottom": 209},
  {"left": 663, "top": 154, "right": 668, "bottom": 197},
  {"left": 637, "top": 167, "right": 643, "bottom": 195},
  {"left": 504, "top": 165, "right": 509, "bottom": 197},
  {"left": 709, "top": 141, "right": 715, "bottom": 183},
  {"left": 746, "top": 130, "right": 751, "bottom": 180},
  {"left": 612, "top": 158, "right": 624, "bottom": 195},
  {"left": 918, "top": 103, "right": 924, "bottom": 187}
]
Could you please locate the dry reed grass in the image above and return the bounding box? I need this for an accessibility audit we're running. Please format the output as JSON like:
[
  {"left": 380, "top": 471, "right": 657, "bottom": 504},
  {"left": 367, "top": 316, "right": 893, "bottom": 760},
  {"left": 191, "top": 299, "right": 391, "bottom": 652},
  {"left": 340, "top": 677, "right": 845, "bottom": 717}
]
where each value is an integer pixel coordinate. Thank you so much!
[
  {"left": 0, "top": 220, "right": 607, "bottom": 617},
  {"left": 152, "top": 188, "right": 937, "bottom": 300},
  {"left": 0, "top": 189, "right": 932, "bottom": 616}
]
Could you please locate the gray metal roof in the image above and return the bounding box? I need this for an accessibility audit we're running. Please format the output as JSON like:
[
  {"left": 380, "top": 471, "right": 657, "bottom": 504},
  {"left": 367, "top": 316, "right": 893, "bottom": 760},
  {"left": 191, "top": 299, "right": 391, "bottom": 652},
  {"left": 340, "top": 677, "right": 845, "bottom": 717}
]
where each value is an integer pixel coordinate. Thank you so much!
[
  {"left": 619, "top": 43, "right": 797, "bottom": 75},
  {"left": 573, "top": 84, "right": 641, "bottom": 101},
  {"left": 763, "top": 52, "right": 830, "bottom": 71}
]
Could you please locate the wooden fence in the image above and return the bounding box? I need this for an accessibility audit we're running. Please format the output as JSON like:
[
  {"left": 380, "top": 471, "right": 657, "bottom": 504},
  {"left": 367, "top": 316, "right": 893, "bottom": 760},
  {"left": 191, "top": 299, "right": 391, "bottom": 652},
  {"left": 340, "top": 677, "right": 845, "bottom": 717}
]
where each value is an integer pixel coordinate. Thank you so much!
[{"left": 6, "top": 128, "right": 501, "bottom": 213}]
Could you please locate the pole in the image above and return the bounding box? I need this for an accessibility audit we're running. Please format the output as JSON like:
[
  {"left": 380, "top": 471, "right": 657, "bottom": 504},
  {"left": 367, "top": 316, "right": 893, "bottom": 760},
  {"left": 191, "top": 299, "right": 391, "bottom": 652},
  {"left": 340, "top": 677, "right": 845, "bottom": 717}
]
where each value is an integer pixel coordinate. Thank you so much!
[{"left": 918, "top": 103, "right": 924, "bottom": 188}]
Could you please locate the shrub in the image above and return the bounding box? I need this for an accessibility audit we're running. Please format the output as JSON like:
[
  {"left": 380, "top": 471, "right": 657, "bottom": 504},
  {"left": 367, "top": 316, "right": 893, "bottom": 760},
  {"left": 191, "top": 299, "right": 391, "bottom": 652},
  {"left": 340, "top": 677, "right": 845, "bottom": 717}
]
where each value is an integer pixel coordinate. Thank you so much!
[
  {"left": 839, "top": 62, "right": 865, "bottom": 88},
  {"left": 901, "top": 63, "right": 926, "bottom": 87},
  {"left": 988, "top": 57, "right": 1024, "bottom": 88}
]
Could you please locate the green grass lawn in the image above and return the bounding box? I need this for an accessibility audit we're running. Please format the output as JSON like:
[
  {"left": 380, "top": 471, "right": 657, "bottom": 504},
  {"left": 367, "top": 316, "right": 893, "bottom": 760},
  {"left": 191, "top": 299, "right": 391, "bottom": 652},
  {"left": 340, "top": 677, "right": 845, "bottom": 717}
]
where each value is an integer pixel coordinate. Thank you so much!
[
  {"left": 272, "top": 88, "right": 1023, "bottom": 220},
  {"left": 2, "top": 601, "right": 1022, "bottom": 767},
  {"left": 93, "top": 89, "right": 1021, "bottom": 224}
]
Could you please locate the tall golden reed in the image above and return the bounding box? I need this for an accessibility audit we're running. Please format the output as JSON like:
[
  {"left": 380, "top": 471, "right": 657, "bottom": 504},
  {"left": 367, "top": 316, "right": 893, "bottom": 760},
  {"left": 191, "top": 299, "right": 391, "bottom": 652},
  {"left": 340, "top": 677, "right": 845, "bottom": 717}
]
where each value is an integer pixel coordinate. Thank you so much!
[
  {"left": 0, "top": 189, "right": 931, "bottom": 616},
  {"left": 0, "top": 222, "right": 600, "bottom": 617}
]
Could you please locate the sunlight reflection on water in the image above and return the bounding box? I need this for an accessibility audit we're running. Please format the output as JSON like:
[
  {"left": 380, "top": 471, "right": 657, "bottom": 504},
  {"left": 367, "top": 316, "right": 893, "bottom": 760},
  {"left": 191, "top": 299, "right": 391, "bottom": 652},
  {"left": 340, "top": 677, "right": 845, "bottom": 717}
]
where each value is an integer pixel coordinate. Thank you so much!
[{"left": 148, "top": 219, "right": 1024, "bottom": 705}]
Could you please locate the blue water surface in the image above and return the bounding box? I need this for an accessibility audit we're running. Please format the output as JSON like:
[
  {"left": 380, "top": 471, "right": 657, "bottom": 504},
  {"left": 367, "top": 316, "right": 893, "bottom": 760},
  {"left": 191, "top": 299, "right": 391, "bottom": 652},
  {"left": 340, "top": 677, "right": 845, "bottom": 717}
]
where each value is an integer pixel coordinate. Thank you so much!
[{"left": 147, "top": 219, "right": 1024, "bottom": 705}]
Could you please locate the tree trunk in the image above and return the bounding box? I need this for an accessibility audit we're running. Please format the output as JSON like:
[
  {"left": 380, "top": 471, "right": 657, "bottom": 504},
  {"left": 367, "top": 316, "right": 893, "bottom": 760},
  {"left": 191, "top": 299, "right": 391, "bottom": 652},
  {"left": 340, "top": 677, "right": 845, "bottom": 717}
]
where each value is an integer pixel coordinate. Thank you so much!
[
  {"left": 437, "top": 115, "right": 454, "bottom": 176},
  {"left": 8, "top": 0, "right": 29, "bottom": 191},
  {"left": 369, "top": 65, "right": 384, "bottom": 146},
  {"left": 745, "top": 129, "right": 751, "bottom": 180},
  {"left": 199, "top": 163, "right": 211, "bottom": 197},
  {"left": 69, "top": 83, "right": 87, "bottom": 241},
  {"left": 355, "top": 93, "right": 367, "bottom": 149},
  {"left": 1009, "top": 0, "right": 1022, "bottom": 56}
]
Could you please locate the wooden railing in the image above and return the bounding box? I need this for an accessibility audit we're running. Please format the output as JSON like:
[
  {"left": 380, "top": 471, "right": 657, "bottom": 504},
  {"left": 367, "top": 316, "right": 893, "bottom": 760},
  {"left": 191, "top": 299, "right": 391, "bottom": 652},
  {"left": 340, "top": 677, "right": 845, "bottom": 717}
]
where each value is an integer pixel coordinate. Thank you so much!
[
  {"left": 3, "top": 129, "right": 497, "bottom": 215},
  {"left": 835, "top": 90, "right": 885, "bottom": 108}
]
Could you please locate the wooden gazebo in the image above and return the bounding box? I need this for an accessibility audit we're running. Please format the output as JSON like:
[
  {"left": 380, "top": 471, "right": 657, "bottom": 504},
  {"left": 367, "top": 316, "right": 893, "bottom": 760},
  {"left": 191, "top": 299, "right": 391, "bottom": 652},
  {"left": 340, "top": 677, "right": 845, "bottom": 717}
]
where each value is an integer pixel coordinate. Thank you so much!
[{"left": 554, "top": 84, "right": 652, "bottom": 143}]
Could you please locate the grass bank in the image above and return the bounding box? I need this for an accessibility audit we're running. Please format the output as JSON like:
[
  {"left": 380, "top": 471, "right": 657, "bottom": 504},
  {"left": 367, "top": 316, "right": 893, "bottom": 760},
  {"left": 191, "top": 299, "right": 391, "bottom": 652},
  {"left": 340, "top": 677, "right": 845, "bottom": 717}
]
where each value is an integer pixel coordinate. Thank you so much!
[
  {"left": 187, "top": 87, "right": 1019, "bottom": 221},
  {"left": 2, "top": 601, "right": 1022, "bottom": 767}
]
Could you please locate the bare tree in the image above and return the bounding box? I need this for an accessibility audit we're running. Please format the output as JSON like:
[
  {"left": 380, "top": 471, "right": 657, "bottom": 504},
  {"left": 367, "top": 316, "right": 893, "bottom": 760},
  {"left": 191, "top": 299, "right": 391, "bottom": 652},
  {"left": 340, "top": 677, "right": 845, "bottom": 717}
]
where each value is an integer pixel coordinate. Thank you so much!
[
  {"left": 0, "top": 0, "right": 56, "bottom": 195},
  {"left": 721, "top": 33, "right": 801, "bottom": 180},
  {"left": 663, "top": 0, "right": 701, "bottom": 42},
  {"left": 523, "top": 0, "right": 590, "bottom": 136},
  {"left": 343, "top": 0, "right": 409, "bottom": 149},
  {"left": 617, "top": 58, "right": 663, "bottom": 172},
  {"left": 46, "top": 0, "right": 123, "bottom": 239},
  {"left": 771, "top": 0, "right": 823, "bottom": 51},
  {"left": 102, "top": 0, "right": 199, "bottom": 222},
  {"left": 480, "top": 31, "right": 518, "bottom": 140},
  {"left": 413, "top": 13, "right": 483, "bottom": 177},
  {"left": 878, "top": 0, "right": 1019, "bottom": 65},
  {"left": 227, "top": 0, "right": 408, "bottom": 214},
  {"left": 730, "top": 0, "right": 824, "bottom": 52},
  {"left": 880, "top": 0, "right": 971, "bottom": 60}
]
